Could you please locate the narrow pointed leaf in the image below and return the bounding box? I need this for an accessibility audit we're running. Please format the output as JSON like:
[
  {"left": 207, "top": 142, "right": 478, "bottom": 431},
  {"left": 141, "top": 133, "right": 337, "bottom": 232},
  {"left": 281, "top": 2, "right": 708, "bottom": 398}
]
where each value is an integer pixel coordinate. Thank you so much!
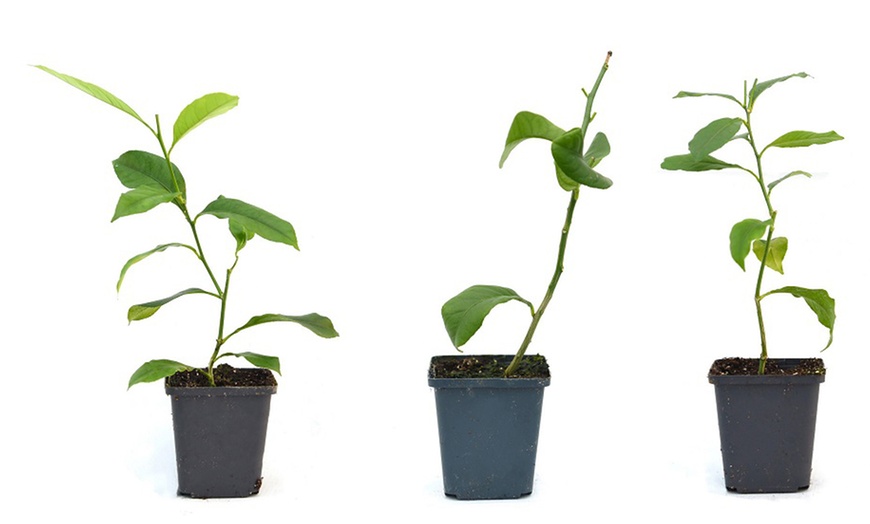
[
  {"left": 765, "top": 286, "right": 835, "bottom": 350},
  {"left": 749, "top": 72, "right": 809, "bottom": 107},
  {"left": 172, "top": 93, "right": 239, "bottom": 148},
  {"left": 769, "top": 170, "right": 812, "bottom": 192},
  {"left": 112, "top": 186, "right": 181, "bottom": 221},
  {"left": 661, "top": 154, "right": 738, "bottom": 172},
  {"left": 730, "top": 218, "right": 771, "bottom": 270},
  {"left": 35, "top": 65, "right": 146, "bottom": 126},
  {"left": 226, "top": 313, "right": 339, "bottom": 341},
  {"left": 689, "top": 118, "right": 743, "bottom": 160},
  {"left": 229, "top": 218, "right": 255, "bottom": 254},
  {"left": 127, "top": 288, "right": 216, "bottom": 322},
  {"left": 442, "top": 285, "right": 534, "bottom": 348},
  {"left": 128, "top": 359, "right": 193, "bottom": 388},
  {"left": 764, "top": 130, "right": 843, "bottom": 151},
  {"left": 117, "top": 243, "right": 199, "bottom": 292},
  {"left": 752, "top": 237, "right": 788, "bottom": 274},
  {"left": 224, "top": 352, "right": 281, "bottom": 375},
  {"left": 674, "top": 90, "right": 740, "bottom": 105},
  {"left": 583, "top": 132, "right": 610, "bottom": 168},
  {"left": 199, "top": 196, "right": 298, "bottom": 249},
  {"left": 551, "top": 128, "right": 612, "bottom": 189},
  {"left": 113, "top": 150, "right": 186, "bottom": 197},
  {"left": 499, "top": 111, "right": 565, "bottom": 168}
]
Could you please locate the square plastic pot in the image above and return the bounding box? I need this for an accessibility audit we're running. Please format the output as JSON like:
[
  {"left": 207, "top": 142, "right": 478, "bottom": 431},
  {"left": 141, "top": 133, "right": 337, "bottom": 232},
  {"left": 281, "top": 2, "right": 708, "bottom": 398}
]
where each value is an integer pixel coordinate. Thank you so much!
[
  {"left": 429, "top": 355, "right": 550, "bottom": 500},
  {"left": 708, "top": 358, "right": 824, "bottom": 493}
]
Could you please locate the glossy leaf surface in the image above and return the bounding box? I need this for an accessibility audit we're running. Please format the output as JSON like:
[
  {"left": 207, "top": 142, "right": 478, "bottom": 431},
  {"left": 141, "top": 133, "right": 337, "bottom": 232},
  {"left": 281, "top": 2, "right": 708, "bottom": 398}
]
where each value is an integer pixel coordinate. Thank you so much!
[
  {"left": 226, "top": 313, "right": 339, "bottom": 340},
  {"left": 199, "top": 196, "right": 298, "bottom": 249},
  {"left": 764, "top": 130, "right": 843, "bottom": 150},
  {"left": 442, "top": 285, "right": 534, "bottom": 348},
  {"left": 752, "top": 237, "right": 788, "bottom": 274},
  {"left": 689, "top": 118, "right": 743, "bottom": 160},
  {"left": 117, "top": 243, "right": 198, "bottom": 292},
  {"left": 551, "top": 128, "right": 612, "bottom": 189},
  {"left": 749, "top": 72, "right": 808, "bottom": 108},
  {"left": 128, "top": 359, "right": 193, "bottom": 388},
  {"left": 113, "top": 150, "right": 186, "bottom": 196},
  {"left": 583, "top": 132, "right": 610, "bottom": 168},
  {"left": 128, "top": 288, "right": 215, "bottom": 322},
  {"left": 35, "top": 65, "right": 146, "bottom": 126},
  {"left": 225, "top": 352, "right": 282, "bottom": 375},
  {"left": 661, "top": 154, "right": 737, "bottom": 172},
  {"left": 730, "top": 219, "right": 771, "bottom": 270},
  {"left": 112, "top": 185, "right": 180, "bottom": 221},
  {"left": 674, "top": 90, "right": 740, "bottom": 105},
  {"left": 499, "top": 111, "right": 565, "bottom": 168},
  {"left": 765, "top": 286, "right": 835, "bottom": 350},
  {"left": 172, "top": 93, "right": 239, "bottom": 148}
]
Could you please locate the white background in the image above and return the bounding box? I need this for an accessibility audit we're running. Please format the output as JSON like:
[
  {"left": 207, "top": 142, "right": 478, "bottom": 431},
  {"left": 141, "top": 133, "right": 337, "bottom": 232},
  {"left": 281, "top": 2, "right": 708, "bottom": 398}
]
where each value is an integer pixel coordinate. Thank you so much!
[{"left": 2, "top": 1, "right": 867, "bottom": 521}]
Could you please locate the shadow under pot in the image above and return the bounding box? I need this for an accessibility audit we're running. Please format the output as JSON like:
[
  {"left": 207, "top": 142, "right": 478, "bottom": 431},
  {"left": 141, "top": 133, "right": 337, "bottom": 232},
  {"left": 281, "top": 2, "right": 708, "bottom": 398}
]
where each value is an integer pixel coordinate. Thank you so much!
[
  {"left": 708, "top": 358, "right": 825, "bottom": 493},
  {"left": 429, "top": 355, "right": 550, "bottom": 500}
]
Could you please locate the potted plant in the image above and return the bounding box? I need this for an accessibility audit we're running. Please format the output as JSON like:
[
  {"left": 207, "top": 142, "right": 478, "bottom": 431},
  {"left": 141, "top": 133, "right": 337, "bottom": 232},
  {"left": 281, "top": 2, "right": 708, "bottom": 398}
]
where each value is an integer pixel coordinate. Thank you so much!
[
  {"left": 661, "top": 72, "right": 842, "bottom": 493},
  {"left": 37, "top": 66, "right": 339, "bottom": 498},
  {"left": 429, "top": 52, "right": 614, "bottom": 500}
]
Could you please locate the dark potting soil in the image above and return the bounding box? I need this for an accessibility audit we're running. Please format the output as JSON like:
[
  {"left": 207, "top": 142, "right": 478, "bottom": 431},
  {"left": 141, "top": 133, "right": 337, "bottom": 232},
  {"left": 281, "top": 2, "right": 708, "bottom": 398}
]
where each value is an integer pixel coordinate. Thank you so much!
[
  {"left": 429, "top": 354, "right": 550, "bottom": 379},
  {"left": 709, "top": 357, "right": 825, "bottom": 376},
  {"left": 166, "top": 363, "right": 278, "bottom": 387}
]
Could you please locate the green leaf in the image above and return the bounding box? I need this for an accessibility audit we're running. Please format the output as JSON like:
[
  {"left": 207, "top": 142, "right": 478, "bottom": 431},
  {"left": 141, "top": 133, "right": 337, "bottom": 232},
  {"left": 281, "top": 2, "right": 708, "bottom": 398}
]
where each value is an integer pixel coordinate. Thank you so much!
[
  {"left": 112, "top": 185, "right": 181, "bottom": 221},
  {"left": 128, "top": 359, "right": 193, "bottom": 388},
  {"left": 441, "top": 285, "right": 534, "bottom": 348},
  {"left": 765, "top": 286, "right": 835, "bottom": 350},
  {"left": 223, "top": 352, "right": 282, "bottom": 375},
  {"left": 113, "top": 150, "right": 186, "bottom": 197},
  {"left": 225, "top": 313, "right": 339, "bottom": 341},
  {"left": 35, "top": 65, "right": 147, "bottom": 126},
  {"left": 661, "top": 154, "right": 738, "bottom": 172},
  {"left": 117, "top": 243, "right": 199, "bottom": 292},
  {"left": 763, "top": 130, "right": 844, "bottom": 151},
  {"left": 499, "top": 111, "right": 565, "bottom": 168},
  {"left": 674, "top": 90, "right": 740, "bottom": 105},
  {"left": 229, "top": 219, "right": 255, "bottom": 254},
  {"left": 198, "top": 196, "right": 298, "bottom": 249},
  {"left": 749, "top": 72, "right": 809, "bottom": 108},
  {"left": 127, "top": 288, "right": 216, "bottom": 322},
  {"left": 768, "top": 170, "right": 812, "bottom": 192},
  {"left": 551, "top": 128, "right": 613, "bottom": 189},
  {"left": 172, "top": 93, "right": 239, "bottom": 149},
  {"left": 730, "top": 218, "right": 771, "bottom": 271},
  {"left": 555, "top": 164, "right": 579, "bottom": 191},
  {"left": 583, "top": 132, "right": 610, "bottom": 168},
  {"left": 689, "top": 118, "right": 743, "bottom": 160},
  {"left": 752, "top": 237, "right": 788, "bottom": 274}
]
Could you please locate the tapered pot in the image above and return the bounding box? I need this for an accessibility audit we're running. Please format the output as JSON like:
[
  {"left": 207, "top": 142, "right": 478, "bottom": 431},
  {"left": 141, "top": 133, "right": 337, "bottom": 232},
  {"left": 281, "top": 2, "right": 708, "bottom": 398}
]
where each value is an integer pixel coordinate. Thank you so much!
[
  {"left": 165, "top": 376, "right": 277, "bottom": 498},
  {"left": 429, "top": 355, "right": 549, "bottom": 500},
  {"left": 708, "top": 358, "right": 824, "bottom": 493}
]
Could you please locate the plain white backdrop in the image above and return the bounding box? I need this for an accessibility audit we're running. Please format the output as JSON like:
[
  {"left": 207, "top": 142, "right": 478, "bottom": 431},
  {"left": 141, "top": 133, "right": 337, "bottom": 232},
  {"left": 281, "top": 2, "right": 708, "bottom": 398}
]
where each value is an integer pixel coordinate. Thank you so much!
[{"left": 2, "top": 1, "right": 867, "bottom": 521}]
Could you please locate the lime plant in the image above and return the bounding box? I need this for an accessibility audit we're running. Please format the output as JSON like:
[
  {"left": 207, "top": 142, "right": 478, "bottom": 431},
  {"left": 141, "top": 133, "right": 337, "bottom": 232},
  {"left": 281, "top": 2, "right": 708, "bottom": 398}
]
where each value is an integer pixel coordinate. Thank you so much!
[
  {"left": 38, "top": 66, "right": 339, "bottom": 387},
  {"left": 661, "top": 73, "right": 841, "bottom": 374},
  {"left": 440, "top": 52, "right": 613, "bottom": 377}
]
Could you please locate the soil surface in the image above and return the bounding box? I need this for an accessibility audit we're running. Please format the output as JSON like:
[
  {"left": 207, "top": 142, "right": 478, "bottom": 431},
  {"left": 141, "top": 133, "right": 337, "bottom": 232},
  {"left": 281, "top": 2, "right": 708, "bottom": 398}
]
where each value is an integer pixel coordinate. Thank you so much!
[
  {"left": 166, "top": 363, "right": 278, "bottom": 387},
  {"left": 429, "top": 354, "right": 550, "bottom": 379},
  {"left": 709, "top": 357, "right": 825, "bottom": 376}
]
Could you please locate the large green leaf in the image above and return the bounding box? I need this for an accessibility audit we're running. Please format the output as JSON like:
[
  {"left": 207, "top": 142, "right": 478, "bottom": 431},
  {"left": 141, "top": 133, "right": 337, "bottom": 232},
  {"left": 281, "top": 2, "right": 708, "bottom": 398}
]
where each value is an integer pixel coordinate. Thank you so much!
[
  {"left": 127, "top": 288, "right": 217, "bottom": 322},
  {"left": 499, "top": 111, "right": 565, "bottom": 168},
  {"left": 768, "top": 170, "right": 812, "bottom": 193},
  {"left": 765, "top": 286, "right": 835, "bottom": 350},
  {"left": 748, "top": 72, "right": 809, "bottom": 108},
  {"left": 689, "top": 118, "right": 743, "bottom": 160},
  {"left": 117, "top": 243, "right": 199, "bottom": 292},
  {"left": 35, "top": 65, "right": 147, "bottom": 126},
  {"left": 113, "top": 150, "right": 186, "bottom": 197},
  {"left": 221, "top": 352, "right": 282, "bottom": 375},
  {"left": 112, "top": 185, "right": 181, "bottom": 221},
  {"left": 225, "top": 313, "right": 339, "bottom": 341},
  {"left": 441, "top": 285, "right": 534, "bottom": 348},
  {"left": 551, "top": 128, "right": 612, "bottom": 189},
  {"left": 661, "top": 154, "right": 738, "bottom": 172},
  {"left": 198, "top": 196, "right": 298, "bottom": 249},
  {"left": 128, "top": 359, "right": 193, "bottom": 388},
  {"left": 583, "top": 132, "right": 610, "bottom": 168},
  {"left": 729, "top": 218, "right": 771, "bottom": 270},
  {"left": 172, "top": 93, "right": 239, "bottom": 149},
  {"left": 674, "top": 90, "right": 740, "bottom": 105},
  {"left": 752, "top": 237, "right": 788, "bottom": 274},
  {"left": 763, "top": 130, "right": 844, "bottom": 151}
]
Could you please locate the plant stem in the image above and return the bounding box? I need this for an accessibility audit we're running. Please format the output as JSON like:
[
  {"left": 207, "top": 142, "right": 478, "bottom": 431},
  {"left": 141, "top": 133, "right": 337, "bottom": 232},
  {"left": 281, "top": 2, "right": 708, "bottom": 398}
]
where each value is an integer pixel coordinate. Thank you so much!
[{"left": 503, "top": 51, "right": 611, "bottom": 377}]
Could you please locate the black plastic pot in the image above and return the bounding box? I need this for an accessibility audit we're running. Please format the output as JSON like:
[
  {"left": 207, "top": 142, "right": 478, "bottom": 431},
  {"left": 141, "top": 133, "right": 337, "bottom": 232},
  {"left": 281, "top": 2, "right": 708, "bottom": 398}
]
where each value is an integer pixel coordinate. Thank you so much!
[
  {"left": 429, "top": 355, "right": 550, "bottom": 500},
  {"left": 165, "top": 378, "right": 277, "bottom": 498},
  {"left": 708, "top": 358, "right": 824, "bottom": 493}
]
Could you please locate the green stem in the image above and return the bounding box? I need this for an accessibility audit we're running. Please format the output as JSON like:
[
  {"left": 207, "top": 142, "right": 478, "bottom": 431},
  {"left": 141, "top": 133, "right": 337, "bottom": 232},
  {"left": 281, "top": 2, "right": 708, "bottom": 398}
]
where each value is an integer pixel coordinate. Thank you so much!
[
  {"left": 503, "top": 51, "right": 611, "bottom": 377},
  {"left": 207, "top": 257, "right": 237, "bottom": 386}
]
